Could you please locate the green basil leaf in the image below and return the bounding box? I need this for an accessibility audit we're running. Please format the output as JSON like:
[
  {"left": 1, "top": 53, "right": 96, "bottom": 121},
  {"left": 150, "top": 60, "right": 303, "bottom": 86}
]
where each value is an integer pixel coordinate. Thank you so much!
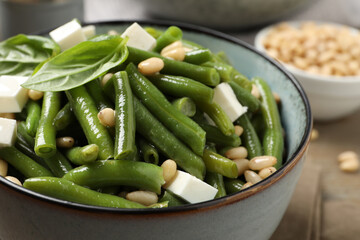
[
  {"left": 22, "top": 36, "right": 128, "bottom": 92},
  {"left": 0, "top": 34, "right": 60, "bottom": 76}
]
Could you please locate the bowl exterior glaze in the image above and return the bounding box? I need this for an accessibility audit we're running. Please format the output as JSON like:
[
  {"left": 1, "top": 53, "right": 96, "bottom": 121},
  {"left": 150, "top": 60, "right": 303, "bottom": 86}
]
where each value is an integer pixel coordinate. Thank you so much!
[
  {"left": 0, "top": 155, "right": 305, "bottom": 240},
  {"left": 0, "top": 21, "right": 312, "bottom": 240}
]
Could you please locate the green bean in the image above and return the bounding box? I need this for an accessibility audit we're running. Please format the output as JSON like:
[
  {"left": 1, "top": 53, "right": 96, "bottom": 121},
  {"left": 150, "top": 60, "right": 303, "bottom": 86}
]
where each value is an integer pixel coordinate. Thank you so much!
[
  {"left": 205, "top": 171, "right": 226, "bottom": 198},
  {"left": 35, "top": 91, "right": 61, "bottom": 158},
  {"left": 113, "top": 71, "right": 136, "bottom": 160},
  {"left": 181, "top": 39, "right": 204, "bottom": 50},
  {"left": 198, "top": 122, "right": 241, "bottom": 147},
  {"left": 126, "top": 63, "right": 206, "bottom": 156},
  {"left": 85, "top": 79, "right": 113, "bottom": 111},
  {"left": 159, "top": 190, "right": 186, "bottom": 207},
  {"left": 148, "top": 74, "right": 214, "bottom": 103},
  {"left": 231, "top": 69, "right": 252, "bottom": 92},
  {"left": 25, "top": 100, "right": 41, "bottom": 137},
  {"left": 0, "top": 147, "right": 53, "bottom": 178},
  {"left": 212, "top": 52, "right": 252, "bottom": 91},
  {"left": 172, "top": 97, "right": 196, "bottom": 117},
  {"left": 224, "top": 178, "right": 245, "bottom": 194},
  {"left": 23, "top": 177, "right": 146, "bottom": 209},
  {"left": 15, "top": 135, "right": 49, "bottom": 169},
  {"left": 138, "top": 138, "right": 159, "bottom": 165},
  {"left": 64, "top": 144, "right": 99, "bottom": 165},
  {"left": 184, "top": 48, "right": 212, "bottom": 65},
  {"left": 102, "top": 76, "right": 115, "bottom": 102},
  {"left": 235, "top": 114, "right": 263, "bottom": 159},
  {"left": 253, "top": 77, "right": 284, "bottom": 169},
  {"left": 154, "top": 26, "right": 182, "bottom": 52},
  {"left": 144, "top": 27, "right": 163, "bottom": 39},
  {"left": 202, "top": 149, "right": 238, "bottom": 178},
  {"left": 215, "top": 51, "right": 231, "bottom": 64},
  {"left": 202, "top": 61, "right": 233, "bottom": 82},
  {"left": 228, "top": 81, "right": 260, "bottom": 113},
  {"left": 66, "top": 85, "right": 114, "bottom": 160},
  {"left": 63, "top": 160, "right": 165, "bottom": 194},
  {"left": 134, "top": 97, "right": 206, "bottom": 180},
  {"left": 18, "top": 122, "right": 73, "bottom": 177},
  {"left": 217, "top": 146, "right": 233, "bottom": 157},
  {"left": 53, "top": 103, "right": 75, "bottom": 131},
  {"left": 17, "top": 121, "right": 36, "bottom": 147},
  {"left": 196, "top": 100, "right": 235, "bottom": 136},
  {"left": 127, "top": 47, "right": 220, "bottom": 86}
]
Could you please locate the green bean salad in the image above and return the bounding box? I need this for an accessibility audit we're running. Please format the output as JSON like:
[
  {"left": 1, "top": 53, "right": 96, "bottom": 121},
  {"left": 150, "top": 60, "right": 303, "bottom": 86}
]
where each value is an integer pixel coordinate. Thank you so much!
[{"left": 0, "top": 20, "right": 284, "bottom": 208}]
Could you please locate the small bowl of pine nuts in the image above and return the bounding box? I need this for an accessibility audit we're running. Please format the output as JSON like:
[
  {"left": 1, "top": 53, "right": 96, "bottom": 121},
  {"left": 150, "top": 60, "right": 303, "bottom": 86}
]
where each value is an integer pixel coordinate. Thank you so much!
[{"left": 255, "top": 21, "right": 360, "bottom": 121}]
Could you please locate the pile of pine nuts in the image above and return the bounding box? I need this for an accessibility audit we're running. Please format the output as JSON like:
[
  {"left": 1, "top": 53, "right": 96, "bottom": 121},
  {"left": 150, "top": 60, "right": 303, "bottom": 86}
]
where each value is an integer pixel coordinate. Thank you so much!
[
  {"left": 225, "top": 142, "right": 278, "bottom": 189},
  {"left": 262, "top": 22, "right": 360, "bottom": 77}
]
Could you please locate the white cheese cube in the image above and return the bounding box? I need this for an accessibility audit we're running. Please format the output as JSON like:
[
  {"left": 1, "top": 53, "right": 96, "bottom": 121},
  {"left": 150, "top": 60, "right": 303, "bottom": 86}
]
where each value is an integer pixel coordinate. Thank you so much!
[
  {"left": 165, "top": 170, "right": 218, "bottom": 204},
  {"left": 0, "top": 75, "right": 29, "bottom": 113},
  {"left": 82, "top": 25, "right": 96, "bottom": 39},
  {"left": 49, "top": 19, "right": 86, "bottom": 51},
  {"left": 121, "top": 22, "right": 156, "bottom": 51},
  {"left": 0, "top": 118, "right": 17, "bottom": 148},
  {"left": 213, "top": 82, "right": 247, "bottom": 122}
]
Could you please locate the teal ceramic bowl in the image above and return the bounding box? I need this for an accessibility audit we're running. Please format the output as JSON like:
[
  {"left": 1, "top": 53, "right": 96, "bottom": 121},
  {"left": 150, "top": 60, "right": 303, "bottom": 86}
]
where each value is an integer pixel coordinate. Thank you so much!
[{"left": 0, "top": 20, "right": 312, "bottom": 240}]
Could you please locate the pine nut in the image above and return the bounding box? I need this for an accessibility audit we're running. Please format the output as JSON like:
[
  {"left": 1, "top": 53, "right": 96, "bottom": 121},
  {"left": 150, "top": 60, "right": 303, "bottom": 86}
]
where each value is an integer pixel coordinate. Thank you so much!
[
  {"left": 272, "top": 92, "right": 281, "bottom": 104},
  {"left": 241, "top": 182, "right": 253, "bottom": 190},
  {"left": 0, "top": 113, "right": 16, "bottom": 119},
  {"left": 311, "top": 128, "right": 319, "bottom": 141},
  {"left": 233, "top": 159, "right": 249, "bottom": 176},
  {"left": 126, "top": 190, "right": 158, "bottom": 206},
  {"left": 0, "top": 159, "right": 8, "bottom": 177},
  {"left": 97, "top": 108, "right": 115, "bottom": 127},
  {"left": 5, "top": 176, "right": 22, "bottom": 186},
  {"left": 101, "top": 73, "right": 114, "bottom": 87},
  {"left": 248, "top": 156, "right": 277, "bottom": 170},
  {"left": 258, "top": 167, "right": 277, "bottom": 179},
  {"left": 251, "top": 84, "right": 260, "bottom": 99},
  {"left": 339, "top": 159, "right": 359, "bottom": 173},
  {"left": 161, "top": 47, "right": 186, "bottom": 61},
  {"left": 108, "top": 30, "right": 118, "bottom": 35},
  {"left": 56, "top": 136, "right": 75, "bottom": 148},
  {"left": 28, "top": 90, "right": 44, "bottom": 101},
  {"left": 160, "top": 40, "right": 183, "bottom": 55},
  {"left": 138, "top": 57, "right": 164, "bottom": 75},
  {"left": 337, "top": 151, "right": 358, "bottom": 163},
  {"left": 225, "top": 146, "right": 248, "bottom": 160},
  {"left": 234, "top": 125, "right": 244, "bottom": 137},
  {"left": 161, "top": 159, "right": 177, "bottom": 184},
  {"left": 244, "top": 170, "right": 262, "bottom": 184}
]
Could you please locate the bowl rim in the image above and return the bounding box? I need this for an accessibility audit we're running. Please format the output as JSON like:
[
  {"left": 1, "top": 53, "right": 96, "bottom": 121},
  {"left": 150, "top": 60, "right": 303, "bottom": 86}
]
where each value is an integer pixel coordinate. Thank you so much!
[
  {"left": 254, "top": 20, "right": 360, "bottom": 83},
  {"left": 0, "top": 19, "right": 313, "bottom": 215}
]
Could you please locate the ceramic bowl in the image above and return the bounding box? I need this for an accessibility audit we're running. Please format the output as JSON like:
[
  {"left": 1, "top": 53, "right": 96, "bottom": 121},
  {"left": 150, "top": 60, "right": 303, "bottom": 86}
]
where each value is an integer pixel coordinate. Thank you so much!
[
  {"left": 0, "top": 20, "right": 312, "bottom": 240},
  {"left": 254, "top": 21, "right": 360, "bottom": 121},
  {"left": 135, "top": 0, "right": 311, "bottom": 30}
]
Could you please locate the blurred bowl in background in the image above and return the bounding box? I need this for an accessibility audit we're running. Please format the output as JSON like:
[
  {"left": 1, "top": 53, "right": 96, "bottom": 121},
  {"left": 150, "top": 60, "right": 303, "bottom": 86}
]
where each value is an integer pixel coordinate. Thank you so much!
[
  {"left": 136, "top": 0, "right": 311, "bottom": 30},
  {"left": 0, "top": 0, "right": 83, "bottom": 40},
  {"left": 254, "top": 21, "right": 360, "bottom": 121}
]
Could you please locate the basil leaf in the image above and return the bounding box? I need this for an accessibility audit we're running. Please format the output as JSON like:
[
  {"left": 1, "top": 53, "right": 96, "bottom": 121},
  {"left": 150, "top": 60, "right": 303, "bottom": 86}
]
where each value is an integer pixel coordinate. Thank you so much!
[
  {"left": 22, "top": 36, "right": 128, "bottom": 92},
  {"left": 0, "top": 34, "right": 60, "bottom": 76}
]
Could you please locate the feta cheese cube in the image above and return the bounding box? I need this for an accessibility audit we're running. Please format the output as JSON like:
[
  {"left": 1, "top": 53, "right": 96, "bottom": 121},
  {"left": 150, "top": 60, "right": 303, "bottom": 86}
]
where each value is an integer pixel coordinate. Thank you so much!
[
  {"left": 0, "top": 118, "right": 17, "bottom": 148},
  {"left": 82, "top": 25, "right": 96, "bottom": 39},
  {"left": 0, "top": 75, "right": 29, "bottom": 113},
  {"left": 49, "top": 19, "right": 86, "bottom": 51},
  {"left": 213, "top": 82, "right": 247, "bottom": 122},
  {"left": 121, "top": 22, "right": 156, "bottom": 51},
  {"left": 165, "top": 170, "right": 218, "bottom": 204}
]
